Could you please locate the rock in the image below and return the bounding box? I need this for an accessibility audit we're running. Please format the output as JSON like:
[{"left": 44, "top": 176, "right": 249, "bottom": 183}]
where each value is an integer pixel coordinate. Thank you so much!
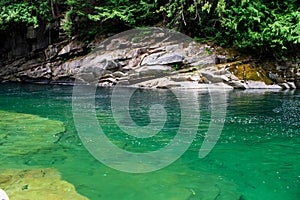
[
  {"left": 82, "top": 56, "right": 120, "bottom": 71},
  {"left": 278, "top": 82, "right": 290, "bottom": 89},
  {"left": 44, "top": 45, "right": 58, "bottom": 60},
  {"left": 113, "top": 71, "right": 127, "bottom": 77},
  {"left": 170, "top": 75, "right": 190, "bottom": 82},
  {"left": 295, "top": 79, "right": 300, "bottom": 89},
  {"left": 198, "top": 76, "right": 210, "bottom": 84},
  {"left": 0, "top": 168, "right": 88, "bottom": 200},
  {"left": 127, "top": 57, "right": 141, "bottom": 69},
  {"left": 246, "top": 81, "right": 282, "bottom": 89},
  {"left": 215, "top": 55, "right": 228, "bottom": 64},
  {"left": 2, "top": 26, "right": 297, "bottom": 90},
  {"left": 98, "top": 77, "right": 117, "bottom": 84},
  {"left": 98, "top": 81, "right": 115, "bottom": 87},
  {"left": 136, "top": 77, "right": 181, "bottom": 88},
  {"left": 213, "top": 68, "right": 231, "bottom": 76},
  {"left": 106, "top": 38, "right": 131, "bottom": 51},
  {"left": 268, "top": 72, "right": 282, "bottom": 83},
  {"left": 188, "top": 55, "right": 215, "bottom": 67},
  {"left": 187, "top": 75, "right": 201, "bottom": 82},
  {"left": 227, "top": 80, "right": 247, "bottom": 89},
  {"left": 21, "top": 64, "right": 52, "bottom": 79},
  {"left": 128, "top": 73, "right": 140, "bottom": 81},
  {"left": 52, "top": 59, "right": 83, "bottom": 80},
  {"left": 183, "top": 42, "right": 215, "bottom": 67},
  {"left": 26, "top": 26, "right": 36, "bottom": 39},
  {"left": 228, "top": 73, "right": 240, "bottom": 81},
  {"left": 141, "top": 53, "right": 183, "bottom": 66},
  {"left": 200, "top": 71, "right": 229, "bottom": 83},
  {"left": 135, "top": 65, "right": 173, "bottom": 77},
  {"left": 76, "top": 72, "right": 97, "bottom": 83},
  {"left": 116, "top": 77, "right": 130, "bottom": 85},
  {"left": 286, "top": 82, "right": 296, "bottom": 89},
  {"left": 0, "top": 110, "right": 65, "bottom": 157},
  {"left": 58, "top": 40, "right": 85, "bottom": 57}
]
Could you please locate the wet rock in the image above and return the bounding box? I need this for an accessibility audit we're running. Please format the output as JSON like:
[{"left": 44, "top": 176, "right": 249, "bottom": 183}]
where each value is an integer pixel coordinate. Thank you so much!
[
  {"left": 246, "top": 81, "right": 281, "bottom": 89},
  {"left": 286, "top": 82, "right": 296, "bottom": 89},
  {"left": 0, "top": 110, "right": 65, "bottom": 157},
  {"left": 227, "top": 80, "right": 247, "bottom": 89},
  {"left": 0, "top": 168, "right": 88, "bottom": 200},
  {"left": 278, "top": 82, "right": 291, "bottom": 89}
]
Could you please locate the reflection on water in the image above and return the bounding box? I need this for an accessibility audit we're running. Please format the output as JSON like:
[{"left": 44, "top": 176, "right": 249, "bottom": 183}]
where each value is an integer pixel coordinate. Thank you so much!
[{"left": 0, "top": 83, "right": 299, "bottom": 200}]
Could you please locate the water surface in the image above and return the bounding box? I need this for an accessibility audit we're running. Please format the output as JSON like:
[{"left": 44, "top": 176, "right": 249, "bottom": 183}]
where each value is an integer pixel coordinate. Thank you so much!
[{"left": 0, "top": 83, "right": 299, "bottom": 200}]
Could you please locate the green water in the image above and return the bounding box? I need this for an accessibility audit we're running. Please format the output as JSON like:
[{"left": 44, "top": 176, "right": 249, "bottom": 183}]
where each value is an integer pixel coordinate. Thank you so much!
[{"left": 0, "top": 83, "right": 299, "bottom": 200}]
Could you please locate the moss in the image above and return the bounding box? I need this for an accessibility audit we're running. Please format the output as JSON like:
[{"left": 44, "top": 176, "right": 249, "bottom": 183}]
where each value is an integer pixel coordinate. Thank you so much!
[
  {"left": 0, "top": 168, "right": 88, "bottom": 200},
  {"left": 226, "top": 62, "right": 274, "bottom": 85},
  {"left": 0, "top": 110, "right": 65, "bottom": 157}
]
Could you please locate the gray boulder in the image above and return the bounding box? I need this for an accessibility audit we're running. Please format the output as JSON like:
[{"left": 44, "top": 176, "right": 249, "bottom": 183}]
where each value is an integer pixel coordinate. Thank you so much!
[
  {"left": 141, "top": 53, "right": 183, "bottom": 66},
  {"left": 135, "top": 65, "right": 173, "bottom": 77}
]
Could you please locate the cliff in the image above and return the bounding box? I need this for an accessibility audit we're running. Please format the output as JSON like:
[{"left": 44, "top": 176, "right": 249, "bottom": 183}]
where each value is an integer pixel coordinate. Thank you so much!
[{"left": 0, "top": 26, "right": 299, "bottom": 89}]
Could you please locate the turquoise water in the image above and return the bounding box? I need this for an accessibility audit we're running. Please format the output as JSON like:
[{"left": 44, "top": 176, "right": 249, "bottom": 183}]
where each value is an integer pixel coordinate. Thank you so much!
[{"left": 0, "top": 83, "right": 299, "bottom": 200}]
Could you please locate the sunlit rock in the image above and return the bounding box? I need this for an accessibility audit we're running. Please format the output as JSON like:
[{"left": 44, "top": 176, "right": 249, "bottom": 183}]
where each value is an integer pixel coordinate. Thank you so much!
[{"left": 0, "top": 168, "right": 88, "bottom": 200}]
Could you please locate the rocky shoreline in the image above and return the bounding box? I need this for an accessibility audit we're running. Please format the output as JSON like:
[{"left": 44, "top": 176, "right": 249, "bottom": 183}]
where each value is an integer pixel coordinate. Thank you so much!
[{"left": 1, "top": 28, "right": 299, "bottom": 90}]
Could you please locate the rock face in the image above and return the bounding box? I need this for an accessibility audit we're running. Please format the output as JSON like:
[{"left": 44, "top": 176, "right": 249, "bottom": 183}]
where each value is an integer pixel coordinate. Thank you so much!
[
  {"left": 0, "top": 168, "right": 88, "bottom": 200},
  {"left": 0, "top": 27, "right": 298, "bottom": 89}
]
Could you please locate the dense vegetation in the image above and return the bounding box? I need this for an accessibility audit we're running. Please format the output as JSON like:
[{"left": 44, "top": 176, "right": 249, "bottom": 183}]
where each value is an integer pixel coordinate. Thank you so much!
[{"left": 0, "top": 0, "right": 299, "bottom": 57}]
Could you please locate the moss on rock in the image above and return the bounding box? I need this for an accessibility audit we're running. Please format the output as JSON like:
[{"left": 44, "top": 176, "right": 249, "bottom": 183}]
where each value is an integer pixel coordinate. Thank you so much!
[
  {"left": 0, "top": 168, "right": 88, "bottom": 200},
  {"left": 0, "top": 110, "right": 65, "bottom": 156},
  {"left": 225, "top": 62, "right": 274, "bottom": 85}
]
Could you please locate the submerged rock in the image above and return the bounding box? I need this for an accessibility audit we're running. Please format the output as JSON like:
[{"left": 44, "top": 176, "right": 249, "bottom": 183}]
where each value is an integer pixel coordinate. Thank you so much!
[
  {"left": 0, "top": 168, "right": 88, "bottom": 200},
  {"left": 0, "top": 110, "right": 65, "bottom": 157}
]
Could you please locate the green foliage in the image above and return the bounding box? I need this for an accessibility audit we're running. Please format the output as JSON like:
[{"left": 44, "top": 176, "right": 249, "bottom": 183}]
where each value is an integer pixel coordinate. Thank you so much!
[
  {"left": 220, "top": 0, "right": 300, "bottom": 52},
  {"left": 88, "top": 0, "right": 158, "bottom": 26},
  {"left": 172, "top": 63, "right": 182, "bottom": 70},
  {"left": 0, "top": 0, "right": 299, "bottom": 58},
  {"left": 0, "top": 0, "right": 51, "bottom": 29},
  {"left": 60, "top": 0, "right": 159, "bottom": 38}
]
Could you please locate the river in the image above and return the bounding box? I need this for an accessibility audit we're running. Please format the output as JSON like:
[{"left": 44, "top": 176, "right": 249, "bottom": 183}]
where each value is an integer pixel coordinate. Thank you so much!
[{"left": 0, "top": 83, "right": 299, "bottom": 200}]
